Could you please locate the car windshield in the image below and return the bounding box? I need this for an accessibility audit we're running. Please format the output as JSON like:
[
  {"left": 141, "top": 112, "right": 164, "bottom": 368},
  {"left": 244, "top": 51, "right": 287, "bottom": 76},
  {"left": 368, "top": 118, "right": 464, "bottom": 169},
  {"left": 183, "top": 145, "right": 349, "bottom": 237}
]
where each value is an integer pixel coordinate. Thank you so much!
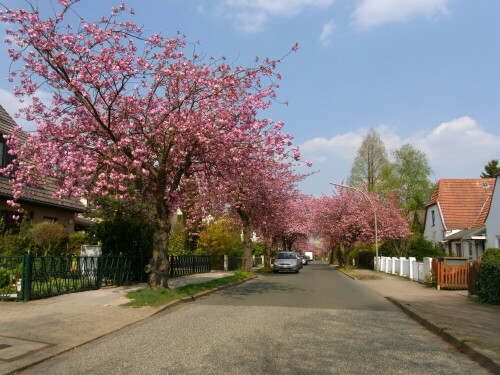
[{"left": 276, "top": 252, "right": 296, "bottom": 259}]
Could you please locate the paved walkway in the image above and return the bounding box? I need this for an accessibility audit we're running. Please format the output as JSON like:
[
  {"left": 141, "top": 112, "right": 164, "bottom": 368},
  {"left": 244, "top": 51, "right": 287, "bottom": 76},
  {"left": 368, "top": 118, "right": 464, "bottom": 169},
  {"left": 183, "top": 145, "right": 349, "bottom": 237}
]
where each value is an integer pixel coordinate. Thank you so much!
[
  {"left": 0, "top": 271, "right": 234, "bottom": 375},
  {"left": 343, "top": 268, "right": 500, "bottom": 374}
]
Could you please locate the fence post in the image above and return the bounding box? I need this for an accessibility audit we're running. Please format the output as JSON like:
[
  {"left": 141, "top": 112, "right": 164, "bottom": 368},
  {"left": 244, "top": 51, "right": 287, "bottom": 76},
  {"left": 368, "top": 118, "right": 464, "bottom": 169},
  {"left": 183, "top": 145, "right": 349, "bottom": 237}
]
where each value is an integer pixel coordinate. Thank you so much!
[
  {"left": 22, "top": 253, "right": 33, "bottom": 301},
  {"left": 96, "top": 256, "right": 103, "bottom": 289}
]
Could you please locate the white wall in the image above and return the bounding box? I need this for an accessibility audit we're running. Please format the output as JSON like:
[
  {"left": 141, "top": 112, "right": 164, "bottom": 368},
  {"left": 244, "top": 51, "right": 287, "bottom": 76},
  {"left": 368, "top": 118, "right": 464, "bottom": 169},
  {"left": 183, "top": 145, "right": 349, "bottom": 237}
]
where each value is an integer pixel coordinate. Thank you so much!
[
  {"left": 485, "top": 175, "right": 500, "bottom": 249},
  {"left": 423, "top": 203, "right": 445, "bottom": 245}
]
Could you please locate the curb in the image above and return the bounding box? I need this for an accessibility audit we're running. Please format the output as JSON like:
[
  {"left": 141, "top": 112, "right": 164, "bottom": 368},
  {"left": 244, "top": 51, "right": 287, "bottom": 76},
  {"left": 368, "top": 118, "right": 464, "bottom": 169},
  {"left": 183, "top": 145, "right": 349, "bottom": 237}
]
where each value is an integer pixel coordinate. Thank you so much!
[
  {"left": 168, "top": 275, "right": 259, "bottom": 306},
  {"left": 387, "top": 297, "right": 500, "bottom": 375}
]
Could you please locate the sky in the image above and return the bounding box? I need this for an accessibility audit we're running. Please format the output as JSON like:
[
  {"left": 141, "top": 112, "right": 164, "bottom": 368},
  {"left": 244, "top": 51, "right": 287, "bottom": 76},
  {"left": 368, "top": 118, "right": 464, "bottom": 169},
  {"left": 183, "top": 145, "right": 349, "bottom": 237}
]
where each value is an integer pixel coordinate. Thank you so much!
[{"left": 0, "top": 0, "right": 499, "bottom": 197}]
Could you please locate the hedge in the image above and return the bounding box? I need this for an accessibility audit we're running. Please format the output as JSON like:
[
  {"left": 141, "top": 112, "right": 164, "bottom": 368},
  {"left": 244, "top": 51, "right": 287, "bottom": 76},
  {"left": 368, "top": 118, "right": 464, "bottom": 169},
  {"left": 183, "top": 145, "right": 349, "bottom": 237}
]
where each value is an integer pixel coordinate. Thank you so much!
[{"left": 477, "top": 261, "right": 500, "bottom": 304}]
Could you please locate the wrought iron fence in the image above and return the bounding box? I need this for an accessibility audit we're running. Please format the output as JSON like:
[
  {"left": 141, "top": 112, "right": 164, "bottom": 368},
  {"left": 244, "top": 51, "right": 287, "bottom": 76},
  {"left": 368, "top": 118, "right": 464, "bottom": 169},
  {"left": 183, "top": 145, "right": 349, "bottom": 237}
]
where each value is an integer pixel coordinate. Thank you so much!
[
  {"left": 100, "top": 255, "right": 147, "bottom": 286},
  {"left": 227, "top": 256, "right": 242, "bottom": 271},
  {"left": 0, "top": 253, "right": 221, "bottom": 301},
  {"left": 30, "top": 256, "right": 100, "bottom": 299},
  {"left": 169, "top": 255, "right": 211, "bottom": 277}
]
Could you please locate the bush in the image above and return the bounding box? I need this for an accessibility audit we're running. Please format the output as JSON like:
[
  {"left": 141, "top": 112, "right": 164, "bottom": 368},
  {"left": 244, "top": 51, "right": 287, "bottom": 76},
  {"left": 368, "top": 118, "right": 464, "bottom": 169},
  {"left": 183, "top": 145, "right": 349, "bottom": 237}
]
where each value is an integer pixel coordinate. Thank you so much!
[
  {"left": 357, "top": 250, "right": 374, "bottom": 269},
  {"left": 477, "top": 261, "right": 500, "bottom": 304},
  {"left": 66, "top": 232, "right": 93, "bottom": 255},
  {"left": 90, "top": 215, "right": 153, "bottom": 258},
  {"left": 0, "top": 234, "right": 33, "bottom": 255},
  {"left": 196, "top": 219, "right": 242, "bottom": 256},
  {"left": 483, "top": 248, "right": 500, "bottom": 262},
  {"left": 408, "top": 234, "right": 445, "bottom": 261},
  {"left": 30, "top": 222, "right": 68, "bottom": 256}
]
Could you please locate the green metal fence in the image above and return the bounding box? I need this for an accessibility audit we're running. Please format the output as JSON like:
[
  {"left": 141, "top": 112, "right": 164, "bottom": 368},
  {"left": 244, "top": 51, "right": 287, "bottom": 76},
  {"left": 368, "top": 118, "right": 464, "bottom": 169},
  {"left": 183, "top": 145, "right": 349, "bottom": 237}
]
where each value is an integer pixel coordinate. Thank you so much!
[
  {"left": 169, "top": 255, "right": 211, "bottom": 277},
  {"left": 0, "top": 253, "right": 217, "bottom": 301}
]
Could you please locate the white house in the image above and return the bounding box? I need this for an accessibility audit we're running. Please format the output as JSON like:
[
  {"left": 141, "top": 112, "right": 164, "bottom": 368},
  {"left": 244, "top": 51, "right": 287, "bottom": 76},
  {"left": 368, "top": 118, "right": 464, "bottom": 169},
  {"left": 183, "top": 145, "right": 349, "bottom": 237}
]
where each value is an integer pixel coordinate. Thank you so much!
[
  {"left": 485, "top": 174, "right": 500, "bottom": 249},
  {"left": 423, "top": 178, "right": 495, "bottom": 258}
]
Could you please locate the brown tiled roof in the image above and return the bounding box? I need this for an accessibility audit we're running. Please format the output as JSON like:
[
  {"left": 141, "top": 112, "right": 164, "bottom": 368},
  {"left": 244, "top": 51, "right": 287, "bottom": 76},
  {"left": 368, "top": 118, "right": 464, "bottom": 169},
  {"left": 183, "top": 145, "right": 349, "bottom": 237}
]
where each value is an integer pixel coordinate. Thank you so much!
[
  {"left": 427, "top": 178, "right": 495, "bottom": 230},
  {"left": 0, "top": 104, "right": 85, "bottom": 212},
  {"left": 0, "top": 177, "right": 85, "bottom": 212},
  {"left": 0, "top": 104, "right": 17, "bottom": 135}
]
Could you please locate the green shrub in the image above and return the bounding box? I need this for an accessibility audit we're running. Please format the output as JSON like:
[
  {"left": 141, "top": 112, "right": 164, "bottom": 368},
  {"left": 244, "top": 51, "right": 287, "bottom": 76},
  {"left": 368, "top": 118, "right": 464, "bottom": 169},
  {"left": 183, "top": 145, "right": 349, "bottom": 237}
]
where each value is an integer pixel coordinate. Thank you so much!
[
  {"left": 0, "top": 234, "right": 33, "bottom": 255},
  {"left": 408, "top": 234, "right": 445, "bottom": 261},
  {"left": 30, "top": 222, "right": 68, "bottom": 256},
  {"left": 90, "top": 215, "right": 153, "bottom": 258},
  {"left": 477, "top": 261, "right": 500, "bottom": 304},
  {"left": 357, "top": 250, "right": 375, "bottom": 269},
  {"left": 66, "top": 232, "right": 92, "bottom": 255},
  {"left": 483, "top": 248, "right": 500, "bottom": 262}
]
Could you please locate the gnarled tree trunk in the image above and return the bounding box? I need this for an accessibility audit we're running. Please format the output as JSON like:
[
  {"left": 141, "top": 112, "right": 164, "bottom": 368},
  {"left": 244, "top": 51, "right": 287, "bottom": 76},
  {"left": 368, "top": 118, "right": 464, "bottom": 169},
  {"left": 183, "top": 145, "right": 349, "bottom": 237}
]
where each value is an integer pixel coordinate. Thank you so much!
[{"left": 146, "top": 201, "right": 171, "bottom": 289}]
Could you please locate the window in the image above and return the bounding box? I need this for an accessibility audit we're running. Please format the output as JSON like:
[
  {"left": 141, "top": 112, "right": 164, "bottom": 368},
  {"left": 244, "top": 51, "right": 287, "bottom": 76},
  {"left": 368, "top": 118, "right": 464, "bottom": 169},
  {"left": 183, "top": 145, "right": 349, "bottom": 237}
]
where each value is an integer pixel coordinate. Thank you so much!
[
  {"left": 431, "top": 210, "right": 435, "bottom": 227},
  {"left": 0, "top": 210, "right": 23, "bottom": 233},
  {"left": 468, "top": 242, "right": 473, "bottom": 257},
  {"left": 0, "top": 139, "right": 5, "bottom": 168},
  {"left": 43, "top": 216, "right": 58, "bottom": 223},
  {"left": 455, "top": 243, "right": 462, "bottom": 257}
]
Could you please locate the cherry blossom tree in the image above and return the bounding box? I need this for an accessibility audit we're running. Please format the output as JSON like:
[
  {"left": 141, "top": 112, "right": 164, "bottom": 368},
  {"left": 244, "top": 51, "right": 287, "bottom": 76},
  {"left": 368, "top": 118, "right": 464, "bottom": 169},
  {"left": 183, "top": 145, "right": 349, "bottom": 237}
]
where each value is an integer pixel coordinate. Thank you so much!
[
  {"left": 189, "top": 154, "right": 308, "bottom": 271},
  {"left": 312, "top": 188, "right": 409, "bottom": 266},
  {"left": 0, "top": 1, "right": 301, "bottom": 288}
]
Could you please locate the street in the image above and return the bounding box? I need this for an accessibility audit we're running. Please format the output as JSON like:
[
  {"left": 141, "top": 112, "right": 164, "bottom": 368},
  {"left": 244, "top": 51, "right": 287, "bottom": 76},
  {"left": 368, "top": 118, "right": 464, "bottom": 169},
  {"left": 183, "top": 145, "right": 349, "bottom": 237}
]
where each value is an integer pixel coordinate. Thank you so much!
[{"left": 21, "top": 262, "right": 489, "bottom": 375}]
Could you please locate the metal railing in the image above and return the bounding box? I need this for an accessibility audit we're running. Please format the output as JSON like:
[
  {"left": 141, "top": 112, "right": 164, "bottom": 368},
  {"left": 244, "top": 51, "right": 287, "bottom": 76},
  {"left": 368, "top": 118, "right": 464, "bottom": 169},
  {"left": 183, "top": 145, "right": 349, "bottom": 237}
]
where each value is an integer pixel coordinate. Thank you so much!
[{"left": 0, "top": 253, "right": 219, "bottom": 301}]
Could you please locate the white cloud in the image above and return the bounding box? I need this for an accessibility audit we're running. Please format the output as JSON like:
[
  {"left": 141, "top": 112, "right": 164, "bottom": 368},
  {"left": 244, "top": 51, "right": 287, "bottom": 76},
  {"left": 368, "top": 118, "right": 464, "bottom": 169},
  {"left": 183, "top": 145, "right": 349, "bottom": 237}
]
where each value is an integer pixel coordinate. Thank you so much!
[
  {"left": 221, "top": 0, "right": 335, "bottom": 32},
  {"left": 299, "top": 117, "right": 500, "bottom": 195},
  {"left": 0, "top": 88, "right": 53, "bottom": 132},
  {"left": 319, "top": 19, "right": 335, "bottom": 46},
  {"left": 351, "top": 0, "right": 451, "bottom": 30}
]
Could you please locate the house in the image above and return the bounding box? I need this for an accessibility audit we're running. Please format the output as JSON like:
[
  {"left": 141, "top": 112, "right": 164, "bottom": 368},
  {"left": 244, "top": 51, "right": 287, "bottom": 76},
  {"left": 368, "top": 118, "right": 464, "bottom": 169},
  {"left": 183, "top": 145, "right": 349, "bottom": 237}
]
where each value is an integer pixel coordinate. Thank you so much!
[
  {"left": 423, "top": 178, "right": 495, "bottom": 259},
  {"left": 485, "top": 174, "right": 500, "bottom": 249},
  {"left": 0, "top": 104, "right": 86, "bottom": 234}
]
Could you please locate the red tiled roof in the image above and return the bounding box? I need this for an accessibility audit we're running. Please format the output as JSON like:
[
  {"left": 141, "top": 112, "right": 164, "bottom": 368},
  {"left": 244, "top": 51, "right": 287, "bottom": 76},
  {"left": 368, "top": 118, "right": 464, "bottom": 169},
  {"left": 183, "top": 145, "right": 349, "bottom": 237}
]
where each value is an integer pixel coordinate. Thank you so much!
[{"left": 427, "top": 178, "right": 495, "bottom": 230}]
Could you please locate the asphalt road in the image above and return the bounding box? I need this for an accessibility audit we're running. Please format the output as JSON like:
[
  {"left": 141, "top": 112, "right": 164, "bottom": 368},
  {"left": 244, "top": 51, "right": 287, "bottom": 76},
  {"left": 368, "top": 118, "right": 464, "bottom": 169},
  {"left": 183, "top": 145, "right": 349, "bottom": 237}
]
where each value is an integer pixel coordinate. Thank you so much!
[{"left": 21, "top": 262, "right": 489, "bottom": 375}]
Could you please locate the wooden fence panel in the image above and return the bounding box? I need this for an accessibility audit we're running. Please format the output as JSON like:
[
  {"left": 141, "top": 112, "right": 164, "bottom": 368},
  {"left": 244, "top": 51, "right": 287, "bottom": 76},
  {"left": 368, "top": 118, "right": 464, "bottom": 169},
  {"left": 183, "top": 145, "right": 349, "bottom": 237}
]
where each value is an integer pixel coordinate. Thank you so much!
[{"left": 436, "top": 261, "right": 469, "bottom": 290}]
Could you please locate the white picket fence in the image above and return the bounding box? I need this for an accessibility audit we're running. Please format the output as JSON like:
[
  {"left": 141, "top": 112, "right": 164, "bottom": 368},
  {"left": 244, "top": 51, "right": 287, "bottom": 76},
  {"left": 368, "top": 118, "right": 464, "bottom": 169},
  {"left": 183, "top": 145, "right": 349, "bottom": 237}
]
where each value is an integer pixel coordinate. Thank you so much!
[{"left": 374, "top": 256, "right": 433, "bottom": 283}]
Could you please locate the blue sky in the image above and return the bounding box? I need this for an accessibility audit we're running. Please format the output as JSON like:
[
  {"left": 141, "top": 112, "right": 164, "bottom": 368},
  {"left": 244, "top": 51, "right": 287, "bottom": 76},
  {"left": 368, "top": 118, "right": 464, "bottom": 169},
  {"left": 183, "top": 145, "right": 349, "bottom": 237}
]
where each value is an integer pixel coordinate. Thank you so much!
[{"left": 0, "top": 0, "right": 499, "bottom": 196}]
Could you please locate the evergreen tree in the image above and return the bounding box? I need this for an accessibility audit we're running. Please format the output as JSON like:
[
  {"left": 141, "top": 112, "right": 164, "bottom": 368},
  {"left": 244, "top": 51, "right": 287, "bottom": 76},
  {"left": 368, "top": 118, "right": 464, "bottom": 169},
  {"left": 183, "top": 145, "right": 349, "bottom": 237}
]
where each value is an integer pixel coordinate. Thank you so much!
[{"left": 480, "top": 159, "right": 500, "bottom": 178}]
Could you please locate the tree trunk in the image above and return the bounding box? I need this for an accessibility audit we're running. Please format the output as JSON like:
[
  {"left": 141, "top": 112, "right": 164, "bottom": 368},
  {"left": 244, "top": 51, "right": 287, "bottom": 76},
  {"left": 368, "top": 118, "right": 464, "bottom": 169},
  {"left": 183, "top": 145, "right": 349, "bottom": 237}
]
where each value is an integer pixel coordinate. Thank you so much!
[
  {"left": 263, "top": 237, "right": 272, "bottom": 268},
  {"left": 329, "top": 246, "right": 335, "bottom": 265},
  {"left": 146, "top": 202, "right": 171, "bottom": 289},
  {"left": 237, "top": 208, "right": 253, "bottom": 272}
]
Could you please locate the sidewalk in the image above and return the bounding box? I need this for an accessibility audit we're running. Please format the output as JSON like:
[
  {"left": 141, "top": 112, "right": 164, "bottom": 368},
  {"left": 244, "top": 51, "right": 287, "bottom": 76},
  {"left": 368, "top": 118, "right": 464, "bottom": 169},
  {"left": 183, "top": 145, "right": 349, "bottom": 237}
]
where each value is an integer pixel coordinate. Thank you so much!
[
  {"left": 0, "top": 271, "right": 236, "bottom": 375},
  {"left": 342, "top": 268, "right": 500, "bottom": 374}
]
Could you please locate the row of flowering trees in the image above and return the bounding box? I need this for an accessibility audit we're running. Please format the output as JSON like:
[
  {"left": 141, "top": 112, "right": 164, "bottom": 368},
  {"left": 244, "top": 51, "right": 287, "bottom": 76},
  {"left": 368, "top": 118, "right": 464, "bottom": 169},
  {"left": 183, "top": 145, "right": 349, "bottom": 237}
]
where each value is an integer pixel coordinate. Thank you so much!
[
  {"left": 0, "top": 0, "right": 410, "bottom": 290},
  {"left": 0, "top": 0, "right": 309, "bottom": 289},
  {"left": 310, "top": 188, "right": 410, "bottom": 266}
]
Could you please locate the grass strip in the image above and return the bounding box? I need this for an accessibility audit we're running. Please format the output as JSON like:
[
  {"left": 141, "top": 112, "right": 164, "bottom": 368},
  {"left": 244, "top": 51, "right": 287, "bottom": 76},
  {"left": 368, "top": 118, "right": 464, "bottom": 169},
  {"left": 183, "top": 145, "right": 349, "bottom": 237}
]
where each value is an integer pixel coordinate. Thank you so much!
[{"left": 123, "top": 271, "right": 253, "bottom": 307}]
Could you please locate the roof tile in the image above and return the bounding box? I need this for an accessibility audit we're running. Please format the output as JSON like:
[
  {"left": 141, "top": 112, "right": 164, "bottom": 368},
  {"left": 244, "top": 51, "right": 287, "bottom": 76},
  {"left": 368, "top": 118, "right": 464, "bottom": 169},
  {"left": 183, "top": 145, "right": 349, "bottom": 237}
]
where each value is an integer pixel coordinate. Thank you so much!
[{"left": 427, "top": 178, "right": 495, "bottom": 230}]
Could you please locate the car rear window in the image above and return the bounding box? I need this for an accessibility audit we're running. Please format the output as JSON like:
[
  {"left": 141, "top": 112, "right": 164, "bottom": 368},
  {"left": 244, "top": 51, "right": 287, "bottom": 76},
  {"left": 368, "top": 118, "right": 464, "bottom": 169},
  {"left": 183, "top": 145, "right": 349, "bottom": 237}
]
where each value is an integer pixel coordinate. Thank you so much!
[{"left": 276, "top": 253, "right": 295, "bottom": 259}]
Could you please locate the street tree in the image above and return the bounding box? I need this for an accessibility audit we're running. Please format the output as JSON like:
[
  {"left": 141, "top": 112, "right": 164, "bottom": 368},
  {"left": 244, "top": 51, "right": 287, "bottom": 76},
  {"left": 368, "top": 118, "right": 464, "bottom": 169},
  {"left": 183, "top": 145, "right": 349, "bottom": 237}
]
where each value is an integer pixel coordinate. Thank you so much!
[
  {"left": 348, "top": 129, "right": 390, "bottom": 193},
  {"left": 480, "top": 159, "right": 500, "bottom": 178},
  {"left": 385, "top": 144, "right": 434, "bottom": 214},
  {"left": 0, "top": 1, "right": 300, "bottom": 288},
  {"left": 312, "top": 188, "right": 409, "bottom": 266},
  {"left": 190, "top": 155, "right": 308, "bottom": 271}
]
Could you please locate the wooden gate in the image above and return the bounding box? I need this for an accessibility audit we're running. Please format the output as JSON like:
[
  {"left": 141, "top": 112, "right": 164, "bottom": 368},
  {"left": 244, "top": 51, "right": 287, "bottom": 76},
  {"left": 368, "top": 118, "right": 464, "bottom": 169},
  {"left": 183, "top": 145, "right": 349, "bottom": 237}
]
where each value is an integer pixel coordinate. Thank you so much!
[{"left": 433, "top": 258, "right": 469, "bottom": 290}]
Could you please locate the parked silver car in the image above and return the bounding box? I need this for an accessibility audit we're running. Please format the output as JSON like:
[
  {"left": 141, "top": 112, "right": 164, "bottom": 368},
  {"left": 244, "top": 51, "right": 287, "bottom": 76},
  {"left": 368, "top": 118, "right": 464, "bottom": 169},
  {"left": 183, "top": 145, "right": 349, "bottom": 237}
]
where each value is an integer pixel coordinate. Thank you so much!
[{"left": 273, "top": 251, "right": 301, "bottom": 273}]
